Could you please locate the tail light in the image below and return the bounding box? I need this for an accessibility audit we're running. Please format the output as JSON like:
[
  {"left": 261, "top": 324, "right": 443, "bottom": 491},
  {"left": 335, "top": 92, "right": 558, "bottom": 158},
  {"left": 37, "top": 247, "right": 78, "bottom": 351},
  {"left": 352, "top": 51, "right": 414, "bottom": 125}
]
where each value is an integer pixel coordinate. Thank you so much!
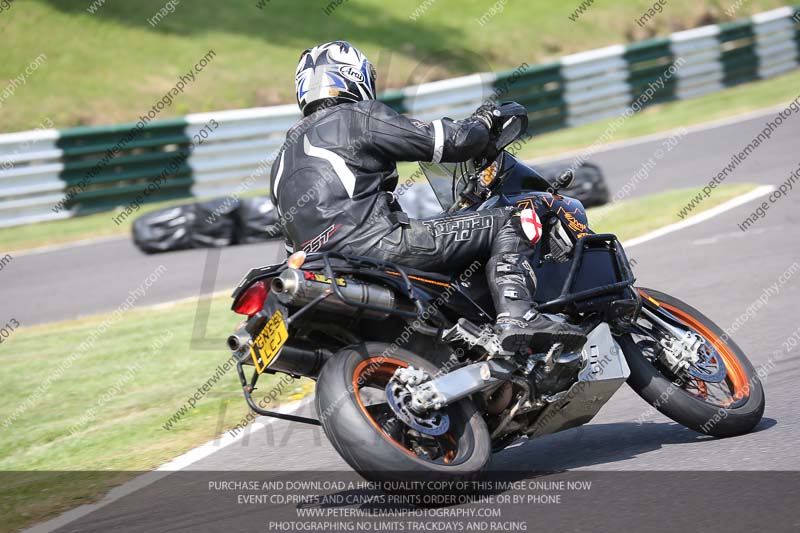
[{"left": 232, "top": 280, "right": 269, "bottom": 316}]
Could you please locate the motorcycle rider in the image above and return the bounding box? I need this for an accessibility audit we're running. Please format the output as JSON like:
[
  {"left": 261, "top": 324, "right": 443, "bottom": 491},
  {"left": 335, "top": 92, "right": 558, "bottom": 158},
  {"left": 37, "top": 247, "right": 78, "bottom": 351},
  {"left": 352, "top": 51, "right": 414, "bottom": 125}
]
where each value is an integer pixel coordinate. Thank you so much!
[{"left": 271, "top": 41, "right": 586, "bottom": 353}]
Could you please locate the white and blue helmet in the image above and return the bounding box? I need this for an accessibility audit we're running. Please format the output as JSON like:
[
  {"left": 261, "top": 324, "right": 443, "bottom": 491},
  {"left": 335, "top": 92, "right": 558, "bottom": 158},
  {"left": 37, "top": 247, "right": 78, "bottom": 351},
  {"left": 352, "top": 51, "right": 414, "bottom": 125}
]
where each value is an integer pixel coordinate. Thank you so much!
[{"left": 295, "top": 41, "right": 377, "bottom": 116}]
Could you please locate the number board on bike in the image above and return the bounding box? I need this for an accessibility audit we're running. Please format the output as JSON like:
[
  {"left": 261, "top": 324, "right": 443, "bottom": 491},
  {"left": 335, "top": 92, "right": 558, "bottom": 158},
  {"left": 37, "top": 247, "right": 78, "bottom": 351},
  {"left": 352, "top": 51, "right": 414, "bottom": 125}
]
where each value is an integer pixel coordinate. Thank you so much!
[{"left": 250, "top": 309, "right": 289, "bottom": 373}]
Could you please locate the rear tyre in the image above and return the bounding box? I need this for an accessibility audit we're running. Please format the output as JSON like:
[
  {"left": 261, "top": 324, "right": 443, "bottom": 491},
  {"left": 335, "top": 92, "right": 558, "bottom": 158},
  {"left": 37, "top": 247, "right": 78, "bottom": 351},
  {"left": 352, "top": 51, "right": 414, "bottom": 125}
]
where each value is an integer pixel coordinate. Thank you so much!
[
  {"left": 315, "top": 342, "right": 491, "bottom": 482},
  {"left": 620, "top": 288, "right": 765, "bottom": 438}
]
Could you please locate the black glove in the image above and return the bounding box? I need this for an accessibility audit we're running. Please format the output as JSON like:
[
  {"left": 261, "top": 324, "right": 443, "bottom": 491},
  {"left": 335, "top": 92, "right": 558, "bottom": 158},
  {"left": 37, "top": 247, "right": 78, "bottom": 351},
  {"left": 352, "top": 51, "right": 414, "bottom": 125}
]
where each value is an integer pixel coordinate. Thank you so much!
[{"left": 472, "top": 102, "right": 500, "bottom": 131}]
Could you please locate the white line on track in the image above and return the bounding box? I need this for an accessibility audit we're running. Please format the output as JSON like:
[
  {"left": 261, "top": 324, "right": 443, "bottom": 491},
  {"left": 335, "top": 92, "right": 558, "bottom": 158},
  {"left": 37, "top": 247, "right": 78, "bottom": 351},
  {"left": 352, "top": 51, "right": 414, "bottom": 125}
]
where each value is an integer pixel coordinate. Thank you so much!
[
  {"left": 25, "top": 398, "right": 312, "bottom": 533},
  {"left": 156, "top": 397, "right": 314, "bottom": 472},
  {"left": 10, "top": 235, "right": 128, "bottom": 257},
  {"left": 622, "top": 185, "right": 775, "bottom": 248},
  {"left": 147, "top": 289, "right": 231, "bottom": 310}
]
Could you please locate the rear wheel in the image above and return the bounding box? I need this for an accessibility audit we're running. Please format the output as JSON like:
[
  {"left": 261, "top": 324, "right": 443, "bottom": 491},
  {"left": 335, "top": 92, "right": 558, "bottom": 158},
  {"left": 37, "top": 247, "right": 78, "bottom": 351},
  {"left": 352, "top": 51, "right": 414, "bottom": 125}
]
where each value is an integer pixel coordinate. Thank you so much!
[
  {"left": 315, "top": 342, "right": 491, "bottom": 481},
  {"left": 619, "top": 288, "right": 765, "bottom": 438}
]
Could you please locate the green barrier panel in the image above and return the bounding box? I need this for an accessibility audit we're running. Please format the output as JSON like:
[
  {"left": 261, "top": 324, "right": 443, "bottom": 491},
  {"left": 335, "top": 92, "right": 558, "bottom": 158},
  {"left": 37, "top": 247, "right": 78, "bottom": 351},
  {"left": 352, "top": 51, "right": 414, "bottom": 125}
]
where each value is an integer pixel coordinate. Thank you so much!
[
  {"left": 625, "top": 38, "right": 677, "bottom": 108},
  {"left": 56, "top": 118, "right": 193, "bottom": 214},
  {"left": 719, "top": 20, "right": 758, "bottom": 87},
  {"left": 68, "top": 180, "right": 196, "bottom": 216},
  {"left": 625, "top": 38, "right": 672, "bottom": 62},
  {"left": 496, "top": 62, "right": 565, "bottom": 134},
  {"left": 57, "top": 119, "right": 188, "bottom": 155},
  {"left": 793, "top": 6, "right": 800, "bottom": 51},
  {"left": 61, "top": 156, "right": 192, "bottom": 188},
  {"left": 379, "top": 89, "right": 407, "bottom": 114},
  {"left": 514, "top": 91, "right": 566, "bottom": 114}
]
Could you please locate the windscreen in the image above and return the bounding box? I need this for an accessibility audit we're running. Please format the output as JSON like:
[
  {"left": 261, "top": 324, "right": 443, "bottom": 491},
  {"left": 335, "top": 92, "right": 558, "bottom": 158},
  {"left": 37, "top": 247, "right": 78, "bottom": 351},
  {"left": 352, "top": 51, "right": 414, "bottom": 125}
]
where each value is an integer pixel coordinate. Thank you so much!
[{"left": 418, "top": 160, "right": 475, "bottom": 212}]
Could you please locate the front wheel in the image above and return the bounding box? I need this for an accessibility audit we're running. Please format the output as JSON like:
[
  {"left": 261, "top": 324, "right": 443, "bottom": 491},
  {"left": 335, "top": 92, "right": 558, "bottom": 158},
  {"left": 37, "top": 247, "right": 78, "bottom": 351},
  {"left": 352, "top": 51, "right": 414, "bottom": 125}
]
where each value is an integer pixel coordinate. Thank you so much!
[
  {"left": 619, "top": 288, "right": 765, "bottom": 438},
  {"left": 315, "top": 342, "right": 491, "bottom": 482}
]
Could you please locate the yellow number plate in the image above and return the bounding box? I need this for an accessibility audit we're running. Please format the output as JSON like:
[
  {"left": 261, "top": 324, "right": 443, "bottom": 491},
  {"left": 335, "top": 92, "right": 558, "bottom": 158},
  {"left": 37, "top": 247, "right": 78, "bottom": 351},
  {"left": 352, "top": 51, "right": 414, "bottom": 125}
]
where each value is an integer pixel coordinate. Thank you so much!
[{"left": 250, "top": 309, "right": 288, "bottom": 373}]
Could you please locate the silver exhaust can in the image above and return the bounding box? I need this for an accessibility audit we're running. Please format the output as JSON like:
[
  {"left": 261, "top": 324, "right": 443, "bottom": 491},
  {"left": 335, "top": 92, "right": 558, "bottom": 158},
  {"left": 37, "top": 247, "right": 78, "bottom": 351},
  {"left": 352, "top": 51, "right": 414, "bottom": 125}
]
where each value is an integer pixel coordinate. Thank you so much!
[{"left": 271, "top": 268, "right": 397, "bottom": 319}]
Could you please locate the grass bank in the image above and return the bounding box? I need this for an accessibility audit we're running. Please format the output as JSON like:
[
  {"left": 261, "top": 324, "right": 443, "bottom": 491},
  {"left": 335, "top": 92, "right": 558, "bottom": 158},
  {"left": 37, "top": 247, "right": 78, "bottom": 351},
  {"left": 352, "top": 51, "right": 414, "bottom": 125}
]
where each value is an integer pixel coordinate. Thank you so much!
[{"left": 1, "top": 0, "right": 786, "bottom": 131}]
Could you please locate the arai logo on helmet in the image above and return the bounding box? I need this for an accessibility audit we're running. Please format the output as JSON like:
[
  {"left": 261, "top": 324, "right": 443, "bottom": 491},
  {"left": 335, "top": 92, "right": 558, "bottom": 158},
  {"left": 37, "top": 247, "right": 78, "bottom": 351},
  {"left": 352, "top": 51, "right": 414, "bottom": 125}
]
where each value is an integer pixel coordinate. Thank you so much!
[{"left": 338, "top": 65, "right": 365, "bottom": 83}]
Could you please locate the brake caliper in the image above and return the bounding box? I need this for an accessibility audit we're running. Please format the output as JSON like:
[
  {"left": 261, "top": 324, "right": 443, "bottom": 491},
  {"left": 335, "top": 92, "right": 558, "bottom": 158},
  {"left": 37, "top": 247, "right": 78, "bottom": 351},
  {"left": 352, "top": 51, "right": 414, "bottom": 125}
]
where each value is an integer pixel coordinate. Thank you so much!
[
  {"left": 385, "top": 366, "right": 450, "bottom": 436},
  {"left": 658, "top": 331, "right": 727, "bottom": 383}
]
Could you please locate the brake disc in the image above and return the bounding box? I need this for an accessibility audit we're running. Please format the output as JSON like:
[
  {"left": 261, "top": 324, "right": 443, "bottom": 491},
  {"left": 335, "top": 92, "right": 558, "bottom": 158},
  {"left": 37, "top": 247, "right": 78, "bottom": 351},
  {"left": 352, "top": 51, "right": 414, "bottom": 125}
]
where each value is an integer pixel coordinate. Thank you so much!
[
  {"left": 687, "top": 342, "right": 727, "bottom": 383},
  {"left": 385, "top": 382, "right": 450, "bottom": 437}
]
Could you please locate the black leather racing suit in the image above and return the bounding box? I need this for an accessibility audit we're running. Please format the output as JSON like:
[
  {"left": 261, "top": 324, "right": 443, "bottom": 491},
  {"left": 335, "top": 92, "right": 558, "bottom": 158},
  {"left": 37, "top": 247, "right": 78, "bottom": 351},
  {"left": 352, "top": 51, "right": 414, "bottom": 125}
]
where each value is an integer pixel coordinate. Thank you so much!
[{"left": 270, "top": 99, "right": 540, "bottom": 338}]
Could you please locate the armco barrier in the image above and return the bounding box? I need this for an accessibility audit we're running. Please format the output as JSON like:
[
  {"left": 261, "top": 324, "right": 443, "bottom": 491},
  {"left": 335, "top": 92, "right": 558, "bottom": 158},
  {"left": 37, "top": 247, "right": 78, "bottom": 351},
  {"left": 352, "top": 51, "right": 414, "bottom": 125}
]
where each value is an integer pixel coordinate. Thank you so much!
[{"left": 1, "top": 6, "right": 798, "bottom": 227}]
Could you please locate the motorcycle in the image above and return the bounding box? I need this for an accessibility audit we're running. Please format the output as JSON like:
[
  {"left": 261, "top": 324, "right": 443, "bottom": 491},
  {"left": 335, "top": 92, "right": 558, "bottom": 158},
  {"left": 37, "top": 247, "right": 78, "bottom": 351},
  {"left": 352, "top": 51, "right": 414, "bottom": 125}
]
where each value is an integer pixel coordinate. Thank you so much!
[{"left": 227, "top": 102, "right": 765, "bottom": 480}]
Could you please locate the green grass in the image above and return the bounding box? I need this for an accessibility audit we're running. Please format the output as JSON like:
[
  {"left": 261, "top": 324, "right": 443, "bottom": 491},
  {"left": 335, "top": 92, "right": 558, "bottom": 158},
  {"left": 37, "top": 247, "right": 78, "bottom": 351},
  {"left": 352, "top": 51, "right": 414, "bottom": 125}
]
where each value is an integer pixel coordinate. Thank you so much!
[
  {"left": 0, "top": 293, "right": 312, "bottom": 530},
  {"left": 2, "top": 471, "right": 137, "bottom": 533},
  {"left": 589, "top": 183, "right": 757, "bottom": 241},
  {"left": 0, "top": 182, "right": 756, "bottom": 530},
  {"left": 1, "top": 295, "right": 312, "bottom": 471},
  {"left": 0, "top": 0, "right": 788, "bottom": 132}
]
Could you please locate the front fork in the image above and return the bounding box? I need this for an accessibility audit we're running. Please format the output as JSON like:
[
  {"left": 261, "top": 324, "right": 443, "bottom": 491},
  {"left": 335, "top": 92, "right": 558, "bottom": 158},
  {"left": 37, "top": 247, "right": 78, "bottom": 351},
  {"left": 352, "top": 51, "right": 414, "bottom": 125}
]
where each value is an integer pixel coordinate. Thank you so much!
[{"left": 637, "top": 297, "right": 727, "bottom": 384}]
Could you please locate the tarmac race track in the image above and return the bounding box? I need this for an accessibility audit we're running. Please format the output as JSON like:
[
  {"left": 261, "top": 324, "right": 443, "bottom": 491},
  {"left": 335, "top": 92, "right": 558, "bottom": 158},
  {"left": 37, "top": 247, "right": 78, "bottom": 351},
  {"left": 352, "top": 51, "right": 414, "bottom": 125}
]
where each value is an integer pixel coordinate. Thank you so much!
[{"left": 21, "top": 106, "right": 800, "bottom": 533}]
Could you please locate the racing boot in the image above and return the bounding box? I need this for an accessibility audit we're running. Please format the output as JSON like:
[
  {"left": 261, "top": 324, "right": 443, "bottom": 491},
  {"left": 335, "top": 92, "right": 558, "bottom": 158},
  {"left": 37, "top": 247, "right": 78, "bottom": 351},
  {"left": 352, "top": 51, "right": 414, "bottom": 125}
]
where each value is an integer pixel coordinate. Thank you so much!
[{"left": 488, "top": 251, "right": 586, "bottom": 354}]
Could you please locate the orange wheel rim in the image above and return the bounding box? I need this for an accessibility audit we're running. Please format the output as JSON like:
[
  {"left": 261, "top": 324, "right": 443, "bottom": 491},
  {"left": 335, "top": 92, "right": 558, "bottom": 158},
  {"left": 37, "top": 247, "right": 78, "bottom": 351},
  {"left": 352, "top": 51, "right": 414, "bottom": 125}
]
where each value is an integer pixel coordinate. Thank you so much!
[
  {"left": 694, "top": 378, "right": 708, "bottom": 398},
  {"left": 352, "top": 357, "right": 459, "bottom": 462},
  {"left": 442, "top": 434, "right": 457, "bottom": 463},
  {"left": 659, "top": 302, "right": 750, "bottom": 403},
  {"left": 352, "top": 357, "right": 415, "bottom": 457}
]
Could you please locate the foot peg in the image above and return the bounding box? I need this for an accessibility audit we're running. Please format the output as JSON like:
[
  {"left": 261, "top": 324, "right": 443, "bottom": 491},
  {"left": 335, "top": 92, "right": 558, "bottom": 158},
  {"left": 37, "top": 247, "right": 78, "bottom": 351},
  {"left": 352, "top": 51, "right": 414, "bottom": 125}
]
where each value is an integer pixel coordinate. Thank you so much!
[
  {"left": 496, "top": 314, "right": 587, "bottom": 354},
  {"left": 442, "top": 318, "right": 502, "bottom": 356}
]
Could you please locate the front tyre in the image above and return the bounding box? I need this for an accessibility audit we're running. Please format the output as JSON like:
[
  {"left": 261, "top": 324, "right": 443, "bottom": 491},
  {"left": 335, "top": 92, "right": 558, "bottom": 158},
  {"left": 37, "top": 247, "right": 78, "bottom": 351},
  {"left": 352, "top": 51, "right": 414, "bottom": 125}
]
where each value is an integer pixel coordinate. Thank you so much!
[
  {"left": 315, "top": 343, "right": 491, "bottom": 482},
  {"left": 619, "top": 288, "right": 765, "bottom": 438}
]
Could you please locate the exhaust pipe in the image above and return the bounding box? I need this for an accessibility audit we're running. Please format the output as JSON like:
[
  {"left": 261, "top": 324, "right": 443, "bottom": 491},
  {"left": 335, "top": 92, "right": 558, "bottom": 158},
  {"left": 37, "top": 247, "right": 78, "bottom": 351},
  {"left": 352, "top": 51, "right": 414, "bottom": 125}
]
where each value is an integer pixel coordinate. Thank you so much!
[
  {"left": 227, "top": 328, "right": 250, "bottom": 351},
  {"left": 229, "top": 268, "right": 395, "bottom": 378},
  {"left": 229, "top": 324, "right": 330, "bottom": 378},
  {"left": 271, "top": 268, "right": 397, "bottom": 319},
  {"left": 269, "top": 343, "right": 330, "bottom": 378}
]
